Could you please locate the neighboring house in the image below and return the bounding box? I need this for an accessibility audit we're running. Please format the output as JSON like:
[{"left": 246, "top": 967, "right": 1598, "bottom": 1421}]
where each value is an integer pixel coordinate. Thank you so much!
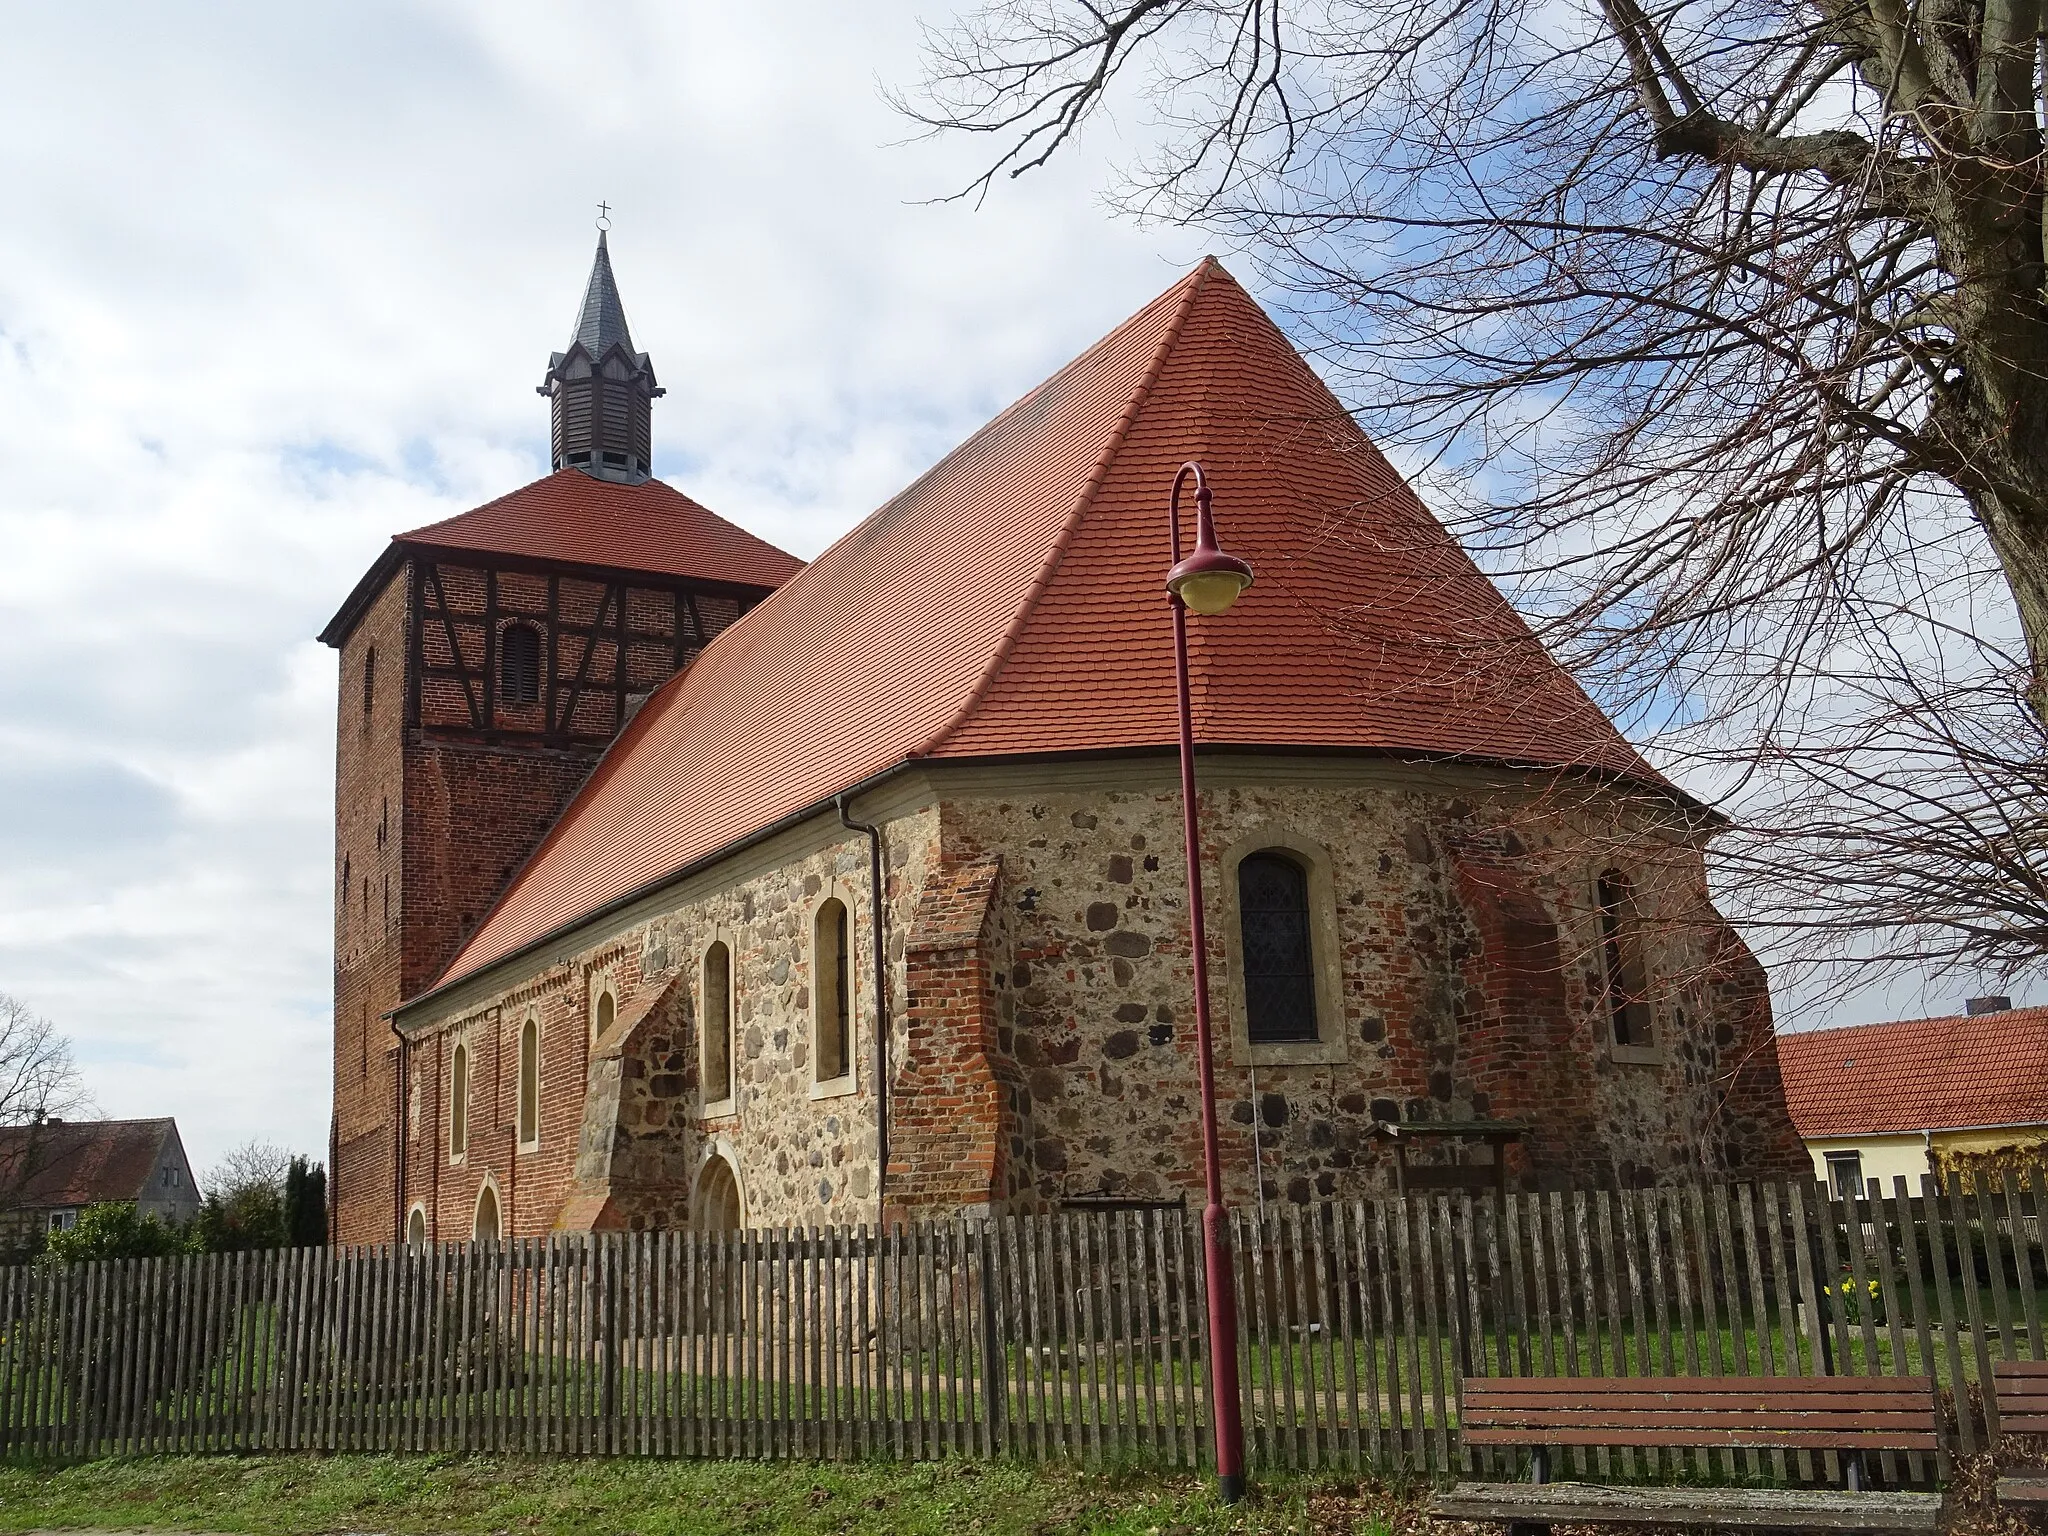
[
  {"left": 0, "top": 1118, "right": 201, "bottom": 1239},
  {"left": 1776, "top": 999, "right": 2048, "bottom": 1195},
  {"left": 324, "top": 238, "right": 1809, "bottom": 1245}
]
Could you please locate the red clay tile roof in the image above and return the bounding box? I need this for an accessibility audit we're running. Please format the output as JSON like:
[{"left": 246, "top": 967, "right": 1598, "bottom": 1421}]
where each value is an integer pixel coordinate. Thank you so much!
[
  {"left": 0, "top": 1118, "right": 178, "bottom": 1208},
  {"left": 319, "top": 471, "right": 802, "bottom": 646},
  {"left": 1776, "top": 1009, "right": 2048, "bottom": 1138},
  {"left": 427, "top": 260, "right": 1676, "bottom": 995}
]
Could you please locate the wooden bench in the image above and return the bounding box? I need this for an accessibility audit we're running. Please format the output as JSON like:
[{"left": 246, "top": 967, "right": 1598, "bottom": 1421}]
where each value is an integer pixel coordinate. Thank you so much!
[
  {"left": 1992, "top": 1360, "right": 2048, "bottom": 1512},
  {"left": 1431, "top": 1375, "right": 1945, "bottom": 1534}
]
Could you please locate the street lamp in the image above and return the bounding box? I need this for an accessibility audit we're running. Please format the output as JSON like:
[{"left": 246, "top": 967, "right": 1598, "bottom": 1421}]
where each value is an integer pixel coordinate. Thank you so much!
[{"left": 1165, "top": 461, "right": 1253, "bottom": 1504}]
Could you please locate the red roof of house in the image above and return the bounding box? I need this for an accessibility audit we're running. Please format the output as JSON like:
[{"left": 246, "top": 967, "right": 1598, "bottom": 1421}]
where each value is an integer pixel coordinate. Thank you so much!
[
  {"left": 1775, "top": 1009, "right": 2048, "bottom": 1138},
  {"left": 0, "top": 1118, "right": 181, "bottom": 1208},
  {"left": 319, "top": 471, "right": 803, "bottom": 645},
  {"left": 426, "top": 259, "right": 1676, "bottom": 995}
]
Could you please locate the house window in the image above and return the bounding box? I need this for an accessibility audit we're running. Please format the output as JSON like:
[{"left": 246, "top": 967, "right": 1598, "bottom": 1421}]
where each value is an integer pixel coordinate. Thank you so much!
[
  {"left": 1238, "top": 851, "right": 1319, "bottom": 1043},
  {"left": 517, "top": 1017, "right": 540, "bottom": 1148},
  {"left": 703, "top": 940, "right": 734, "bottom": 1108},
  {"left": 473, "top": 1183, "right": 500, "bottom": 1243},
  {"left": 161, "top": 1167, "right": 178, "bottom": 1189},
  {"left": 362, "top": 647, "right": 375, "bottom": 718},
  {"left": 449, "top": 1042, "right": 469, "bottom": 1158},
  {"left": 1597, "top": 870, "right": 1655, "bottom": 1050},
  {"left": 47, "top": 1208, "right": 76, "bottom": 1233},
  {"left": 814, "top": 898, "right": 851, "bottom": 1083},
  {"left": 1826, "top": 1151, "right": 1865, "bottom": 1200},
  {"left": 501, "top": 624, "right": 542, "bottom": 706}
]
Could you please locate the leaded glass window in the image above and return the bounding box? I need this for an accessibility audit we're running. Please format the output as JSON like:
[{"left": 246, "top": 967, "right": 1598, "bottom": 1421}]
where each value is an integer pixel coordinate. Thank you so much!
[{"left": 1239, "top": 852, "right": 1319, "bottom": 1043}]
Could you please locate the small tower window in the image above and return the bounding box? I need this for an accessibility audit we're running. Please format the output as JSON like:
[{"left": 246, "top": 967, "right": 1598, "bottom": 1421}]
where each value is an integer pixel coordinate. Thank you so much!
[
  {"left": 362, "top": 648, "right": 376, "bottom": 718},
  {"left": 1239, "top": 852, "right": 1319, "bottom": 1043},
  {"left": 703, "top": 941, "right": 734, "bottom": 1108},
  {"left": 501, "top": 624, "right": 542, "bottom": 706},
  {"left": 1598, "top": 870, "right": 1655, "bottom": 1049},
  {"left": 814, "top": 899, "right": 851, "bottom": 1083},
  {"left": 449, "top": 1042, "right": 469, "bottom": 1159},
  {"left": 517, "top": 1017, "right": 541, "bottom": 1148}
]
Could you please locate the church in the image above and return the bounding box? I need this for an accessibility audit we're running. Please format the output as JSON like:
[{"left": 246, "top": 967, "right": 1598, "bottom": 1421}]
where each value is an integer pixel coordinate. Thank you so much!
[{"left": 320, "top": 236, "right": 1805, "bottom": 1245}]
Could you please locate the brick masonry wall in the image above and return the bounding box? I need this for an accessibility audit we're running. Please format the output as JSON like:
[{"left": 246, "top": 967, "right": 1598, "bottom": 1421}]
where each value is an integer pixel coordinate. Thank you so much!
[
  {"left": 332, "top": 570, "right": 409, "bottom": 1243},
  {"left": 391, "top": 757, "right": 1804, "bottom": 1236}
]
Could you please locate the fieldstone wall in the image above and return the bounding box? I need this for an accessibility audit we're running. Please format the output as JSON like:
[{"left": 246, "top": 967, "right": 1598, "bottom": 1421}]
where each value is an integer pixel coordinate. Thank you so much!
[
  {"left": 397, "top": 757, "right": 1805, "bottom": 1236},
  {"left": 938, "top": 765, "right": 1807, "bottom": 1208}
]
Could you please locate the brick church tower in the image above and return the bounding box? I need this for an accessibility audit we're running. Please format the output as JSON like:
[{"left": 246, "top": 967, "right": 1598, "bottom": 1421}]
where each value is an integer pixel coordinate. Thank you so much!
[{"left": 318, "top": 234, "right": 803, "bottom": 1243}]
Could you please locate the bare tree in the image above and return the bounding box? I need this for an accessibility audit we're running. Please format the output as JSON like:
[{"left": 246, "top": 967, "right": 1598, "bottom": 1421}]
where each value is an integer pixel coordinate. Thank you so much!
[
  {"left": 0, "top": 994, "right": 94, "bottom": 1215},
  {"left": 899, "top": 0, "right": 2048, "bottom": 993},
  {"left": 201, "top": 1139, "right": 291, "bottom": 1205}
]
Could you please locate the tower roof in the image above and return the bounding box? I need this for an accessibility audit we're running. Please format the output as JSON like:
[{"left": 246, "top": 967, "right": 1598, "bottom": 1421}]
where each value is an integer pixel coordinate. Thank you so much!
[
  {"left": 317, "top": 471, "right": 803, "bottom": 647},
  {"left": 422, "top": 259, "right": 1686, "bottom": 999},
  {"left": 570, "top": 230, "right": 635, "bottom": 357}
]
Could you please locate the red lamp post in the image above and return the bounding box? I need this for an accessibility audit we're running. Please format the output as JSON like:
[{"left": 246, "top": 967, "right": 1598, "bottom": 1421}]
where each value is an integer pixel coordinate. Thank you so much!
[{"left": 1164, "top": 462, "right": 1254, "bottom": 1503}]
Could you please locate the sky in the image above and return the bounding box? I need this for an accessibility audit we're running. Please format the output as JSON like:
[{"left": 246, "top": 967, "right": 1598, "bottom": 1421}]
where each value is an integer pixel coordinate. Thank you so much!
[{"left": 0, "top": 3, "right": 1996, "bottom": 1182}]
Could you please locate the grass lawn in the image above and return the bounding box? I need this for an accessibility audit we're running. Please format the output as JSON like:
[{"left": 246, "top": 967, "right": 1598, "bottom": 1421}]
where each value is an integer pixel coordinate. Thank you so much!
[{"left": 0, "top": 1455, "right": 1422, "bottom": 1536}]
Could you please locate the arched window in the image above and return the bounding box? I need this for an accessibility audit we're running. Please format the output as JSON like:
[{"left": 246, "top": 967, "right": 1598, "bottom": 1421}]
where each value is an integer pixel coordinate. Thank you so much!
[
  {"left": 517, "top": 1017, "right": 540, "bottom": 1148},
  {"left": 406, "top": 1205, "right": 427, "bottom": 1249},
  {"left": 1597, "top": 871, "right": 1655, "bottom": 1048},
  {"left": 362, "top": 647, "right": 375, "bottom": 718},
  {"left": 1238, "top": 852, "right": 1319, "bottom": 1043},
  {"left": 449, "top": 1041, "right": 469, "bottom": 1158},
  {"left": 592, "top": 988, "right": 615, "bottom": 1045},
  {"left": 702, "top": 940, "right": 734, "bottom": 1107},
  {"left": 500, "top": 624, "right": 542, "bottom": 706},
  {"left": 814, "top": 898, "right": 851, "bottom": 1082},
  {"left": 472, "top": 1183, "right": 500, "bottom": 1244},
  {"left": 696, "top": 1155, "right": 743, "bottom": 1232}
]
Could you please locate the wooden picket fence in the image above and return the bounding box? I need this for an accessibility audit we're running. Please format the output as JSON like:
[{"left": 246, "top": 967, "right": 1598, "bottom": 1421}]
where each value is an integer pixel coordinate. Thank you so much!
[{"left": 1, "top": 1170, "right": 2045, "bottom": 1471}]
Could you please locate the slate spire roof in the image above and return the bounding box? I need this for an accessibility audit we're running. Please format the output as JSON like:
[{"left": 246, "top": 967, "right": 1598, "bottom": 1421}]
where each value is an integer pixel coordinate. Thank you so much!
[
  {"left": 422, "top": 258, "right": 1683, "bottom": 999},
  {"left": 570, "top": 229, "right": 635, "bottom": 357}
]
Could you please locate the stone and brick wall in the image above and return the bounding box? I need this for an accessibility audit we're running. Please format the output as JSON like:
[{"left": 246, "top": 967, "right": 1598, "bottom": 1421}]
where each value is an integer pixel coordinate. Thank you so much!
[{"left": 390, "top": 756, "right": 1805, "bottom": 1238}]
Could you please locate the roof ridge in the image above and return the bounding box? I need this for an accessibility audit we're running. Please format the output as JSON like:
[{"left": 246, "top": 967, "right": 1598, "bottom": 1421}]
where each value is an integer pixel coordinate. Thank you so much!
[{"left": 911, "top": 259, "right": 1218, "bottom": 761}]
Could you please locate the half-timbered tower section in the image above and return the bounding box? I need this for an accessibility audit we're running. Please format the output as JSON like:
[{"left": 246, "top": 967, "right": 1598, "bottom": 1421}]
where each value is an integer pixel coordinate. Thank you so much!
[{"left": 318, "top": 235, "right": 804, "bottom": 1243}]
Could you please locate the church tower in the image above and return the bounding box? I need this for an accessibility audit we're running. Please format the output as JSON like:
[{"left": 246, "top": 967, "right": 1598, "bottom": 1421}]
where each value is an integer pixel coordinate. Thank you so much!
[{"left": 319, "top": 233, "right": 803, "bottom": 1244}]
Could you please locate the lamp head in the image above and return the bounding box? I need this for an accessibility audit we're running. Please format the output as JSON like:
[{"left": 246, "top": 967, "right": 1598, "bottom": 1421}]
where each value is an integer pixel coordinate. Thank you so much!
[{"left": 1166, "top": 487, "right": 1254, "bottom": 616}]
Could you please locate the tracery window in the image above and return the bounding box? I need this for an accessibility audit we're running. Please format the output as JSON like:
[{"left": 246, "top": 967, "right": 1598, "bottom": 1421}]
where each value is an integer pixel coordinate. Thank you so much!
[
  {"left": 1238, "top": 851, "right": 1319, "bottom": 1043},
  {"left": 501, "top": 624, "right": 542, "bottom": 706}
]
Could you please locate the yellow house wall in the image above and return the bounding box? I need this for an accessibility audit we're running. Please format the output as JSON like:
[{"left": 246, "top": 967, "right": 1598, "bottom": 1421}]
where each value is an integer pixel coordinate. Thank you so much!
[
  {"left": 1931, "top": 1127, "right": 2048, "bottom": 1158},
  {"left": 1801, "top": 1135, "right": 1930, "bottom": 1188}
]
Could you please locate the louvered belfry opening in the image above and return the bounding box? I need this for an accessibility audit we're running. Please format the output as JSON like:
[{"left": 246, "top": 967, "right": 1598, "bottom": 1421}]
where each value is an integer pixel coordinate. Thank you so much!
[{"left": 537, "top": 230, "right": 664, "bottom": 484}]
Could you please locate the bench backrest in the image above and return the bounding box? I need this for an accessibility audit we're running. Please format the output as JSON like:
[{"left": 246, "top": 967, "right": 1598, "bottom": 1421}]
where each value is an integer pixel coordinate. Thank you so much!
[
  {"left": 1994, "top": 1360, "right": 2048, "bottom": 1432},
  {"left": 1462, "top": 1375, "right": 1938, "bottom": 1451}
]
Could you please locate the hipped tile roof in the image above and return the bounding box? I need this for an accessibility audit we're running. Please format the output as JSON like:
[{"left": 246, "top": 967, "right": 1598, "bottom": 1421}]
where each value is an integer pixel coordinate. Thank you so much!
[
  {"left": 0, "top": 1118, "right": 177, "bottom": 1208},
  {"left": 429, "top": 259, "right": 1676, "bottom": 996},
  {"left": 1775, "top": 1009, "right": 2048, "bottom": 1138},
  {"left": 393, "top": 471, "right": 802, "bottom": 588},
  {"left": 319, "top": 471, "right": 802, "bottom": 646}
]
